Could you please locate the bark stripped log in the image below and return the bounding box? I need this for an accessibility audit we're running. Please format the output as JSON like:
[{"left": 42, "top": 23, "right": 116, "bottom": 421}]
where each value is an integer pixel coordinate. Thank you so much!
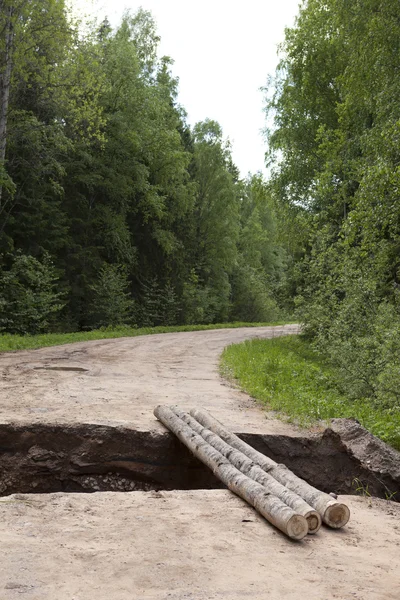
[
  {"left": 171, "top": 405, "right": 321, "bottom": 534},
  {"left": 190, "top": 408, "right": 350, "bottom": 529},
  {"left": 154, "top": 405, "right": 308, "bottom": 540}
]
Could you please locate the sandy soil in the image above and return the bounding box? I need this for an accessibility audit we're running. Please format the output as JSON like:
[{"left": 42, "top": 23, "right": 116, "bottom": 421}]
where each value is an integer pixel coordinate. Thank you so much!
[
  {"left": 0, "top": 491, "right": 399, "bottom": 600},
  {"left": 1, "top": 325, "right": 399, "bottom": 599},
  {"left": 0, "top": 325, "right": 301, "bottom": 434}
]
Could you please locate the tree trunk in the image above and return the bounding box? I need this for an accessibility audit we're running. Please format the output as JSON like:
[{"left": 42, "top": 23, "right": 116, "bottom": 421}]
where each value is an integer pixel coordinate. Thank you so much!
[
  {"left": 0, "top": 3, "right": 14, "bottom": 206},
  {"left": 170, "top": 405, "right": 321, "bottom": 534},
  {"left": 190, "top": 408, "right": 350, "bottom": 529},
  {"left": 154, "top": 405, "right": 308, "bottom": 540}
]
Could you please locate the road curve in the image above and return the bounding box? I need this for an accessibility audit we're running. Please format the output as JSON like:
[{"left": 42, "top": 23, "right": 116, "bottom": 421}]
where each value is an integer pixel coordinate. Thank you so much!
[{"left": 0, "top": 324, "right": 300, "bottom": 434}]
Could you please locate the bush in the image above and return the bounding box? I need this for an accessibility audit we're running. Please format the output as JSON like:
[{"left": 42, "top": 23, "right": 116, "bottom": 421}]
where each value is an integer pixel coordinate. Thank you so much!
[
  {"left": 230, "top": 263, "right": 279, "bottom": 322},
  {"left": 0, "top": 252, "right": 64, "bottom": 334},
  {"left": 297, "top": 241, "right": 400, "bottom": 410},
  {"left": 139, "top": 277, "right": 180, "bottom": 327},
  {"left": 87, "top": 263, "right": 135, "bottom": 328},
  {"left": 319, "top": 301, "right": 400, "bottom": 409},
  {"left": 181, "top": 270, "right": 230, "bottom": 325}
]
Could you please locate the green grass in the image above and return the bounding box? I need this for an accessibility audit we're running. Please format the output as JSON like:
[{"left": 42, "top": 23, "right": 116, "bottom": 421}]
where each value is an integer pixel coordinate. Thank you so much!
[
  {"left": 220, "top": 335, "right": 400, "bottom": 450},
  {"left": 0, "top": 321, "right": 289, "bottom": 353}
]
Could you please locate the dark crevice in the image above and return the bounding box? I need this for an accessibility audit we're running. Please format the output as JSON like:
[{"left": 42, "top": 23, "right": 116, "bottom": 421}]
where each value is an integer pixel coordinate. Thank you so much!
[
  {"left": 0, "top": 421, "right": 399, "bottom": 500},
  {"left": 0, "top": 424, "right": 224, "bottom": 495}
]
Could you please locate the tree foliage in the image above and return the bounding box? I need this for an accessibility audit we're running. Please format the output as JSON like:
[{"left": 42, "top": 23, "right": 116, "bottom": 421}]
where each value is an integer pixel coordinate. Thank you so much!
[
  {"left": 88, "top": 264, "right": 135, "bottom": 329},
  {"left": 0, "top": 6, "right": 286, "bottom": 334},
  {"left": 266, "top": 0, "right": 400, "bottom": 409},
  {"left": 0, "top": 252, "right": 64, "bottom": 334}
]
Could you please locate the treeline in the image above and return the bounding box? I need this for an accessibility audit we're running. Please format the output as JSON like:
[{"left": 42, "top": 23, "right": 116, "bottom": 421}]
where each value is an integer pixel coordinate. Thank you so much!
[
  {"left": 0, "top": 1, "right": 286, "bottom": 334},
  {"left": 266, "top": 0, "right": 400, "bottom": 410}
]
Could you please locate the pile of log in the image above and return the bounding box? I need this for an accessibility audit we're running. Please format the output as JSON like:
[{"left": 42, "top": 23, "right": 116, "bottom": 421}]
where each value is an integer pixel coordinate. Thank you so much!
[{"left": 154, "top": 405, "right": 350, "bottom": 541}]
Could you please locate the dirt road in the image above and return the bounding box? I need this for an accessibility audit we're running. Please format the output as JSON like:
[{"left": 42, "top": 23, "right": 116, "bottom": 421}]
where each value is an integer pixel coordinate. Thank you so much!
[
  {"left": 1, "top": 325, "right": 399, "bottom": 599},
  {"left": 1, "top": 491, "right": 399, "bottom": 600},
  {"left": 0, "top": 324, "right": 300, "bottom": 434}
]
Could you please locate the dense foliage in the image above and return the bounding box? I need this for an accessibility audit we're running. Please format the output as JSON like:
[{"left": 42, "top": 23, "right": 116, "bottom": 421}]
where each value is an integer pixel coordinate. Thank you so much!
[
  {"left": 266, "top": 0, "right": 400, "bottom": 413},
  {"left": 0, "top": 1, "right": 285, "bottom": 332}
]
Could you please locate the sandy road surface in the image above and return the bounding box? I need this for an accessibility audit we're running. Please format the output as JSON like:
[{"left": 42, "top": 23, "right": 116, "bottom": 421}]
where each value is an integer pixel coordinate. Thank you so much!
[
  {"left": 0, "top": 491, "right": 399, "bottom": 600},
  {"left": 0, "top": 324, "right": 300, "bottom": 433},
  {"left": 1, "top": 325, "right": 399, "bottom": 599}
]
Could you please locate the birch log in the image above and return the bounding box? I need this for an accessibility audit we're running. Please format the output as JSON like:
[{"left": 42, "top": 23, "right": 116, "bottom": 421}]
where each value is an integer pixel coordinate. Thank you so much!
[
  {"left": 154, "top": 405, "right": 308, "bottom": 540},
  {"left": 171, "top": 405, "right": 321, "bottom": 534},
  {"left": 190, "top": 408, "right": 350, "bottom": 529}
]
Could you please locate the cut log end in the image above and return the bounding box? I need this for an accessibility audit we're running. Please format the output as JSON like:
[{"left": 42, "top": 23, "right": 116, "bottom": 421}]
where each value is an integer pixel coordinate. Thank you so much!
[
  {"left": 324, "top": 502, "right": 351, "bottom": 529},
  {"left": 305, "top": 511, "right": 322, "bottom": 535},
  {"left": 286, "top": 515, "right": 309, "bottom": 540}
]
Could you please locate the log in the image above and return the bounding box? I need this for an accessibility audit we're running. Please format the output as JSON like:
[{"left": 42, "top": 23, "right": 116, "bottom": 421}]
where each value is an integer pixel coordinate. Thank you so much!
[
  {"left": 154, "top": 405, "right": 308, "bottom": 540},
  {"left": 170, "top": 405, "right": 321, "bottom": 534},
  {"left": 190, "top": 408, "right": 350, "bottom": 529}
]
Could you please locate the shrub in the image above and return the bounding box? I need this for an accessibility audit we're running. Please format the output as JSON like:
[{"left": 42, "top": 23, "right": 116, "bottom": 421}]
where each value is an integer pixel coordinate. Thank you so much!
[
  {"left": 88, "top": 263, "right": 135, "bottom": 328},
  {"left": 139, "top": 277, "right": 180, "bottom": 327},
  {"left": 0, "top": 252, "right": 64, "bottom": 334}
]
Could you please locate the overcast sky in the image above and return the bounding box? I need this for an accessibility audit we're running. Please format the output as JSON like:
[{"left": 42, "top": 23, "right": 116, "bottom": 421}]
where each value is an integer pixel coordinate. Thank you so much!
[{"left": 73, "top": 0, "right": 301, "bottom": 177}]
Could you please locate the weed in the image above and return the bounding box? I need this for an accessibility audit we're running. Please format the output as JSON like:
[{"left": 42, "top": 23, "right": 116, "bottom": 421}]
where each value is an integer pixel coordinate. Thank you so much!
[
  {"left": 384, "top": 490, "right": 398, "bottom": 501},
  {"left": 352, "top": 478, "right": 372, "bottom": 497}
]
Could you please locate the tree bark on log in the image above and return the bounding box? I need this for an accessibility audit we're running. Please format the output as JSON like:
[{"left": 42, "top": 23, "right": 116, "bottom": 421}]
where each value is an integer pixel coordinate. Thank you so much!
[
  {"left": 154, "top": 405, "right": 308, "bottom": 540},
  {"left": 171, "top": 405, "right": 321, "bottom": 534},
  {"left": 190, "top": 408, "right": 350, "bottom": 529}
]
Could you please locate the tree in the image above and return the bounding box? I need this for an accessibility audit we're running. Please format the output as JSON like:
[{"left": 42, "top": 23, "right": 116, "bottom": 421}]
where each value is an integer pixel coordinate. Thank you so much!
[
  {"left": 87, "top": 263, "right": 135, "bottom": 328},
  {"left": 0, "top": 6, "right": 290, "bottom": 334},
  {"left": 0, "top": 0, "right": 74, "bottom": 209},
  {"left": 0, "top": 252, "right": 64, "bottom": 334},
  {"left": 0, "top": 0, "right": 17, "bottom": 205},
  {"left": 266, "top": 0, "right": 400, "bottom": 407},
  {"left": 264, "top": 0, "right": 345, "bottom": 211},
  {"left": 187, "top": 120, "right": 240, "bottom": 322},
  {"left": 231, "top": 175, "right": 284, "bottom": 321},
  {"left": 61, "top": 11, "right": 196, "bottom": 327}
]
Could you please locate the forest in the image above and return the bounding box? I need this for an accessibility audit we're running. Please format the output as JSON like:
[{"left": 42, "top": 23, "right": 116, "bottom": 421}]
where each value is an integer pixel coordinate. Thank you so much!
[
  {"left": 0, "top": 0, "right": 286, "bottom": 334},
  {"left": 265, "top": 0, "right": 400, "bottom": 416},
  {"left": 1, "top": 0, "right": 400, "bottom": 424}
]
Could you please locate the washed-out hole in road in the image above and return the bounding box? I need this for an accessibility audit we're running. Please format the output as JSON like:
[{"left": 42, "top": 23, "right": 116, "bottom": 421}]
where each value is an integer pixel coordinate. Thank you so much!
[{"left": 1, "top": 422, "right": 399, "bottom": 499}]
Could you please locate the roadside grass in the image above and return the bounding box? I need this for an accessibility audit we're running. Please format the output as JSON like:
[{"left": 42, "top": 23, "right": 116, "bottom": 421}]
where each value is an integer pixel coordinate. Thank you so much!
[
  {"left": 220, "top": 335, "right": 400, "bottom": 450},
  {"left": 0, "top": 321, "right": 290, "bottom": 353}
]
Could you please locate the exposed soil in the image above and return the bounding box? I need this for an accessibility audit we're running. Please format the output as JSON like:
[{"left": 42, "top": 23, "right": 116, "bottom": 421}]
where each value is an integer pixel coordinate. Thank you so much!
[
  {"left": 0, "top": 325, "right": 399, "bottom": 599},
  {"left": 1, "top": 422, "right": 399, "bottom": 499},
  {"left": 0, "top": 424, "right": 224, "bottom": 495}
]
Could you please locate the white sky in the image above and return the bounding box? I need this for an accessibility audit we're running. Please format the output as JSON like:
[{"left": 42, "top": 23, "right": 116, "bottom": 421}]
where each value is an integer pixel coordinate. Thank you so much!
[{"left": 72, "top": 0, "right": 301, "bottom": 177}]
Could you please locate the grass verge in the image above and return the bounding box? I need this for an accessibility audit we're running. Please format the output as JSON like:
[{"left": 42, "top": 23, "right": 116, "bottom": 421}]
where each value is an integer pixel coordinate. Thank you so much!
[
  {"left": 220, "top": 335, "right": 400, "bottom": 450},
  {"left": 0, "top": 321, "right": 289, "bottom": 353}
]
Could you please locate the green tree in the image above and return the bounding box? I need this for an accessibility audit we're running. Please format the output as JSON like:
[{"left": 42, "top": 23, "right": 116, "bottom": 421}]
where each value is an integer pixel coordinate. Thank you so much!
[
  {"left": 266, "top": 0, "right": 400, "bottom": 407},
  {"left": 264, "top": 0, "right": 345, "bottom": 210},
  {"left": 0, "top": 5, "right": 290, "bottom": 335},
  {"left": 62, "top": 11, "right": 195, "bottom": 326},
  {"left": 0, "top": 0, "right": 75, "bottom": 212},
  {"left": 88, "top": 263, "right": 135, "bottom": 328},
  {"left": 139, "top": 277, "right": 180, "bottom": 327},
  {"left": 187, "top": 119, "right": 240, "bottom": 322},
  {"left": 231, "top": 175, "right": 284, "bottom": 321},
  {"left": 0, "top": 252, "right": 64, "bottom": 334}
]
